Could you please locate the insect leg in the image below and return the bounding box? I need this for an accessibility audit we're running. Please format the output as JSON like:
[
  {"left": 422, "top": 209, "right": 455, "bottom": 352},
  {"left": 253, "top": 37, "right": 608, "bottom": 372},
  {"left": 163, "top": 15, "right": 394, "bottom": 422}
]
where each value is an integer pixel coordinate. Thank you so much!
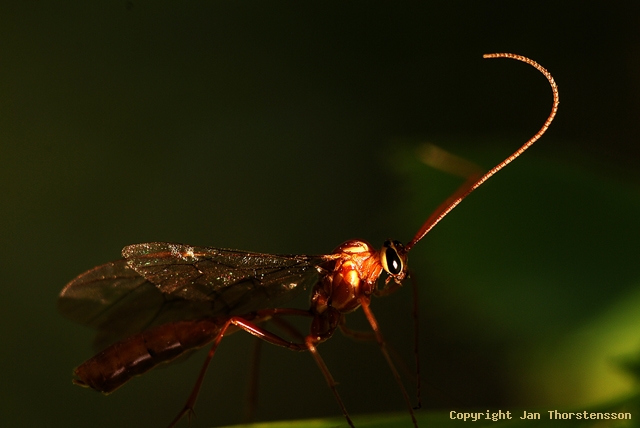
[
  {"left": 339, "top": 321, "right": 421, "bottom": 405},
  {"left": 167, "top": 319, "right": 230, "bottom": 428},
  {"left": 231, "top": 315, "right": 357, "bottom": 427},
  {"left": 269, "top": 314, "right": 355, "bottom": 428},
  {"left": 304, "top": 336, "right": 355, "bottom": 428},
  {"left": 339, "top": 323, "right": 376, "bottom": 341},
  {"left": 371, "top": 272, "right": 422, "bottom": 408},
  {"left": 361, "top": 299, "right": 418, "bottom": 428},
  {"left": 167, "top": 314, "right": 311, "bottom": 428}
]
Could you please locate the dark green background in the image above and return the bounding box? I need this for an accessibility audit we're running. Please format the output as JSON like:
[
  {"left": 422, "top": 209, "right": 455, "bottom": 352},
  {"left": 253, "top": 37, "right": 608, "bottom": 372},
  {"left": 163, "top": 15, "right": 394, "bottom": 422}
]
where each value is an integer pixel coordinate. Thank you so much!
[{"left": 2, "top": 2, "right": 639, "bottom": 427}]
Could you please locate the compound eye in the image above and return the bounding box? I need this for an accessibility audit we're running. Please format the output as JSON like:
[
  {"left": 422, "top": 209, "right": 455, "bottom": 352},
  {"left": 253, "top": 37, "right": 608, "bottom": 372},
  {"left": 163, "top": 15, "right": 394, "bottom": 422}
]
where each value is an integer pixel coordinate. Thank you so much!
[{"left": 381, "top": 240, "right": 403, "bottom": 275}]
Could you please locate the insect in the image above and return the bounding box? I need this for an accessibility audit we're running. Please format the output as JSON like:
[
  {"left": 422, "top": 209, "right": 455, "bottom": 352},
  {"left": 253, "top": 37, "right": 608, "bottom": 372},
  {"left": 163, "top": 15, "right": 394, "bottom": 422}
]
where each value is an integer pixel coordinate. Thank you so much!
[{"left": 59, "top": 53, "right": 559, "bottom": 427}]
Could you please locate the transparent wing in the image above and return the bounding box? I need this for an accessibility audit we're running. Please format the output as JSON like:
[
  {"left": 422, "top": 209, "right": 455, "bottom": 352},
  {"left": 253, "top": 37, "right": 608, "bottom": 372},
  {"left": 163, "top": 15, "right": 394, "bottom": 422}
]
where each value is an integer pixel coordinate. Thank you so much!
[{"left": 59, "top": 242, "right": 331, "bottom": 351}]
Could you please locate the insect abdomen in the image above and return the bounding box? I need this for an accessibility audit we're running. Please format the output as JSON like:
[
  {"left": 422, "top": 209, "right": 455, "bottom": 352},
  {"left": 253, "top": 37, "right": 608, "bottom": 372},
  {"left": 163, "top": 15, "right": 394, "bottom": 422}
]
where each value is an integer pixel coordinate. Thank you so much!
[{"left": 73, "top": 319, "right": 222, "bottom": 393}]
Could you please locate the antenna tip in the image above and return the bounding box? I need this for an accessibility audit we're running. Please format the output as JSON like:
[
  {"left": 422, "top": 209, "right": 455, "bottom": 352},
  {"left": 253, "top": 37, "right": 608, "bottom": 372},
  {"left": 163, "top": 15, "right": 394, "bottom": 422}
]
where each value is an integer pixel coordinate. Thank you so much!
[{"left": 483, "top": 53, "right": 503, "bottom": 59}]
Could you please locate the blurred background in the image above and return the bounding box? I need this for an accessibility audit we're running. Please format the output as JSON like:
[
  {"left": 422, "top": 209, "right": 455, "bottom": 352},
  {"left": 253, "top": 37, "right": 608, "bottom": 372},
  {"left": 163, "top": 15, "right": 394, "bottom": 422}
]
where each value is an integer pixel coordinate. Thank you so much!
[{"left": 1, "top": 1, "right": 639, "bottom": 427}]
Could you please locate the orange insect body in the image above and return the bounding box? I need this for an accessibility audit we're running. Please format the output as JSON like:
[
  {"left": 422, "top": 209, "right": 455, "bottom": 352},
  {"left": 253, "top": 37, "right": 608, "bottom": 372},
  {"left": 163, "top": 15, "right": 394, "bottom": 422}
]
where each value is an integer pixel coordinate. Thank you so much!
[
  {"left": 316, "top": 240, "right": 385, "bottom": 314},
  {"left": 73, "top": 319, "right": 225, "bottom": 394},
  {"left": 60, "top": 53, "right": 559, "bottom": 428}
]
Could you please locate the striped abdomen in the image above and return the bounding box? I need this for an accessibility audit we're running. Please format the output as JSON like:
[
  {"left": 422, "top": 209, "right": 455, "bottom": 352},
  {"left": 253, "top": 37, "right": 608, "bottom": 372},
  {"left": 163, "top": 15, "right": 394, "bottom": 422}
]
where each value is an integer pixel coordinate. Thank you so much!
[{"left": 73, "top": 319, "right": 223, "bottom": 393}]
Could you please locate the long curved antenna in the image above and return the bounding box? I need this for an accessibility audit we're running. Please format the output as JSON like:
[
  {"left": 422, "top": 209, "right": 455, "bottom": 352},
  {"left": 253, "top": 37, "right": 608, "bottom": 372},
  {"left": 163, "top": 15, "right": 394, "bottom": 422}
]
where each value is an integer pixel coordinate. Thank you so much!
[{"left": 405, "top": 53, "right": 559, "bottom": 251}]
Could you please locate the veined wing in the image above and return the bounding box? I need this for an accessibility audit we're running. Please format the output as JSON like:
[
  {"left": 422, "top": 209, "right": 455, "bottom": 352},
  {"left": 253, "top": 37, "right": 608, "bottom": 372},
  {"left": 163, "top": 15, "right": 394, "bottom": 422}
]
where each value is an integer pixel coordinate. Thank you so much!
[
  {"left": 59, "top": 242, "right": 333, "bottom": 351},
  {"left": 122, "top": 242, "right": 331, "bottom": 312}
]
